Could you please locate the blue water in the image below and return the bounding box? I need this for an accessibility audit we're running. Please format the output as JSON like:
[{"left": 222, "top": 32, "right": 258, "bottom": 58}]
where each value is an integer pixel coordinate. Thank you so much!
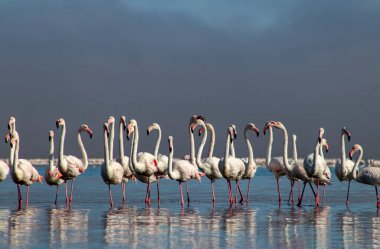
[{"left": 0, "top": 166, "right": 379, "bottom": 249}]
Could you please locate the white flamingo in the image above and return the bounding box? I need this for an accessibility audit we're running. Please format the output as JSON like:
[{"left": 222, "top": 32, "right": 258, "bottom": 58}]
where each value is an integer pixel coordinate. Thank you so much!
[
  {"left": 303, "top": 128, "right": 328, "bottom": 207},
  {"left": 192, "top": 119, "right": 223, "bottom": 204},
  {"left": 56, "top": 118, "right": 93, "bottom": 206},
  {"left": 335, "top": 127, "right": 355, "bottom": 206},
  {"left": 218, "top": 126, "right": 245, "bottom": 205},
  {"left": 241, "top": 123, "right": 260, "bottom": 204},
  {"left": 9, "top": 131, "right": 43, "bottom": 208},
  {"left": 263, "top": 122, "right": 288, "bottom": 205},
  {"left": 349, "top": 144, "right": 380, "bottom": 208},
  {"left": 127, "top": 119, "right": 158, "bottom": 206},
  {"left": 312, "top": 138, "right": 331, "bottom": 206},
  {"left": 117, "top": 116, "right": 133, "bottom": 204},
  {"left": 44, "top": 131, "right": 64, "bottom": 205},
  {"left": 101, "top": 122, "right": 124, "bottom": 208},
  {"left": 167, "top": 136, "right": 202, "bottom": 207}
]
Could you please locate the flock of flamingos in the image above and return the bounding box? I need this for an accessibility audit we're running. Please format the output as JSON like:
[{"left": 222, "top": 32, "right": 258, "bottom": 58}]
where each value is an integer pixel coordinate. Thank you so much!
[{"left": 0, "top": 115, "right": 379, "bottom": 209}]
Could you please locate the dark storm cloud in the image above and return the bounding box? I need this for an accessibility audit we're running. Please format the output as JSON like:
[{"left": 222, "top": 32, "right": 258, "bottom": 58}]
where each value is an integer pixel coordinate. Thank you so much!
[{"left": 0, "top": 0, "right": 379, "bottom": 159}]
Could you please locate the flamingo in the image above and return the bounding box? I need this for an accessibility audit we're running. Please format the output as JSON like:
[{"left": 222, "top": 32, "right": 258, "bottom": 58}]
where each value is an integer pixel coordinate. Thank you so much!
[
  {"left": 147, "top": 122, "right": 169, "bottom": 206},
  {"left": 241, "top": 123, "right": 259, "bottom": 204},
  {"left": 9, "top": 131, "right": 43, "bottom": 208},
  {"left": 349, "top": 144, "right": 380, "bottom": 208},
  {"left": 313, "top": 138, "right": 331, "bottom": 206},
  {"left": 117, "top": 116, "right": 133, "bottom": 205},
  {"left": 263, "top": 122, "right": 290, "bottom": 205},
  {"left": 56, "top": 118, "right": 93, "bottom": 206},
  {"left": 335, "top": 127, "right": 355, "bottom": 206},
  {"left": 127, "top": 119, "right": 158, "bottom": 206},
  {"left": 44, "top": 131, "right": 64, "bottom": 205},
  {"left": 303, "top": 128, "right": 328, "bottom": 207},
  {"left": 101, "top": 122, "right": 124, "bottom": 208},
  {"left": 192, "top": 119, "right": 223, "bottom": 204},
  {"left": 167, "top": 136, "right": 202, "bottom": 207},
  {"left": 218, "top": 126, "right": 245, "bottom": 205}
]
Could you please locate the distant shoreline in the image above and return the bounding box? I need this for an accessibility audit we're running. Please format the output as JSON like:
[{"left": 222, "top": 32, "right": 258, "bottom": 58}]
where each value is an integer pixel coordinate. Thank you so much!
[{"left": 1, "top": 158, "right": 365, "bottom": 167}]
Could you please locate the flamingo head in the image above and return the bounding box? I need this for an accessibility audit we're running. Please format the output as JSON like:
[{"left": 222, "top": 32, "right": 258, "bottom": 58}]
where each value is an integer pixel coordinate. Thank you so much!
[
  {"left": 342, "top": 127, "right": 351, "bottom": 141},
  {"left": 349, "top": 144, "right": 362, "bottom": 160},
  {"left": 228, "top": 126, "right": 235, "bottom": 143},
  {"left": 246, "top": 123, "right": 260, "bottom": 137},
  {"left": 126, "top": 119, "right": 137, "bottom": 140},
  {"left": 190, "top": 119, "right": 205, "bottom": 134},
  {"left": 168, "top": 136, "right": 173, "bottom": 153},
  {"left": 147, "top": 123, "right": 159, "bottom": 136},
  {"left": 9, "top": 131, "right": 19, "bottom": 148},
  {"left": 8, "top": 117, "right": 16, "bottom": 132},
  {"left": 55, "top": 171, "right": 63, "bottom": 180},
  {"left": 120, "top": 116, "right": 127, "bottom": 130},
  {"left": 56, "top": 118, "right": 65, "bottom": 129},
  {"left": 107, "top": 116, "right": 115, "bottom": 126},
  {"left": 80, "top": 124, "right": 93, "bottom": 139},
  {"left": 189, "top": 115, "right": 205, "bottom": 128},
  {"left": 321, "top": 138, "right": 329, "bottom": 153},
  {"left": 49, "top": 130, "right": 54, "bottom": 142},
  {"left": 103, "top": 123, "right": 110, "bottom": 136},
  {"left": 318, "top": 127, "right": 325, "bottom": 143},
  {"left": 78, "top": 167, "right": 85, "bottom": 173},
  {"left": 263, "top": 121, "right": 276, "bottom": 135}
]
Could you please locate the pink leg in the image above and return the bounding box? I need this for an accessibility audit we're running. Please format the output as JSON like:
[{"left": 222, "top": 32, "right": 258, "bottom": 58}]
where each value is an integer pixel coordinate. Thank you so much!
[
  {"left": 65, "top": 181, "right": 69, "bottom": 206},
  {"left": 55, "top": 185, "right": 59, "bottom": 205},
  {"left": 26, "top": 186, "right": 29, "bottom": 206},
  {"left": 211, "top": 179, "right": 216, "bottom": 204},
  {"left": 17, "top": 184, "right": 22, "bottom": 208},
  {"left": 346, "top": 180, "right": 351, "bottom": 207},
  {"left": 298, "top": 180, "right": 301, "bottom": 202},
  {"left": 315, "top": 179, "right": 320, "bottom": 207},
  {"left": 237, "top": 181, "right": 244, "bottom": 204},
  {"left": 227, "top": 180, "right": 233, "bottom": 205},
  {"left": 276, "top": 177, "right": 282, "bottom": 206},
  {"left": 288, "top": 180, "right": 294, "bottom": 204},
  {"left": 246, "top": 179, "right": 251, "bottom": 204},
  {"left": 121, "top": 183, "right": 126, "bottom": 206},
  {"left": 109, "top": 185, "right": 114, "bottom": 208},
  {"left": 156, "top": 177, "right": 160, "bottom": 207},
  {"left": 376, "top": 186, "right": 380, "bottom": 209},
  {"left": 185, "top": 182, "right": 190, "bottom": 204},
  {"left": 179, "top": 182, "right": 184, "bottom": 207},
  {"left": 297, "top": 182, "right": 307, "bottom": 207},
  {"left": 145, "top": 182, "right": 151, "bottom": 206},
  {"left": 69, "top": 178, "right": 75, "bottom": 206},
  {"left": 322, "top": 184, "right": 326, "bottom": 206},
  {"left": 234, "top": 181, "right": 238, "bottom": 204}
]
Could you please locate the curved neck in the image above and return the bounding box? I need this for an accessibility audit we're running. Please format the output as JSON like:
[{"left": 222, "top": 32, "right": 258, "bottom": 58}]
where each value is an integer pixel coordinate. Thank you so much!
[
  {"left": 104, "top": 128, "right": 110, "bottom": 167},
  {"left": 196, "top": 122, "right": 208, "bottom": 171},
  {"left": 312, "top": 140, "right": 320, "bottom": 176},
  {"left": 207, "top": 124, "right": 215, "bottom": 158},
  {"left": 153, "top": 127, "right": 161, "bottom": 159},
  {"left": 58, "top": 124, "right": 66, "bottom": 171},
  {"left": 189, "top": 125, "right": 195, "bottom": 165},
  {"left": 49, "top": 137, "right": 54, "bottom": 170},
  {"left": 77, "top": 130, "right": 88, "bottom": 169},
  {"left": 341, "top": 133, "right": 346, "bottom": 163},
  {"left": 279, "top": 125, "right": 293, "bottom": 172},
  {"left": 224, "top": 130, "right": 231, "bottom": 169},
  {"left": 230, "top": 141, "right": 235, "bottom": 157},
  {"left": 13, "top": 140, "right": 19, "bottom": 172},
  {"left": 292, "top": 136, "right": 297, "bottom": 161},
  {"left": 119, "top": 121, "right": 125, "bottom": 160},
  {"left": 9, "top": 142, "right": 14, "bottom": 166},
  {"left": 168, "top": 143, "right": 174, "bottom": 179},
  {"left": 131, "top": 123, "right": 144, "bottom": 172},
  {"left": 129, "top": 130, "right": 135, "bottom": 173},
  {"left": 109, "top": 121, "right": 115, "bottom": 161},
  {"left": 319, "top": 143, "right": 325, "bottom": 160},
  {"left": 244, "top": 128, "right": 254, "bottom": 164},
  {"left": 266, "top": 127, "right": 273, "bottom": 166},
  {"left": 352, "top": 148, "right": 363, "bottom": 180}
]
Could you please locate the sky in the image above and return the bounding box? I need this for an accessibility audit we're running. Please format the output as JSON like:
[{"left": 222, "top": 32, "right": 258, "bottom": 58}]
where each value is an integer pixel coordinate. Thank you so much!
[{"left": 0, "top": 0, "right": 379, "bottom": 160}]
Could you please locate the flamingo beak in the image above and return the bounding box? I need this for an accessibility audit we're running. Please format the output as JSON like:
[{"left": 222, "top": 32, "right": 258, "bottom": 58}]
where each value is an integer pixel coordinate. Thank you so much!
[
  {"left": 198, "top": 127, "right": 205, "bottom": 137},
  {"left": 38, "top": 175, "right": 43, "bottom": 183},
  {"left": 56, "top": 172, "right": 63, "bottom": 179},
  {"left": 5, "top": 134, "right": 10, "bottom": 143},
  {"left": 86, "top": 128, "right": 93, "bottom": 139},
  {"left": 56, "top": 121, "right": 59, "bottom": 129},
  {"left": 325, "top": 143, "right": 329, "bottom": 153},
  {"left": 79, "top": 167, "right": 84, "bottom": 173},
  {"left": 49, "top": 136, "right": 52, "bottom": 142},
  {"left": 349, "top": 148, "right": 355, "bottom": 160},
  {"left": 253, "top": 127, "right": 260, "bottom": 137},
  {"left": 7, "top": 123, "right": 10, "bottom": 130}
]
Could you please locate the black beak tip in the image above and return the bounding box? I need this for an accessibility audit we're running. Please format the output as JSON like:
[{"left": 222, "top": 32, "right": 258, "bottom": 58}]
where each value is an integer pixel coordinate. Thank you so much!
[
  {"left": 49, "top": 137, "right": 52, "bottom": 142},
  {"left": 348, "top": 136, "right": 351, "bottom": 142},
  {"left": 126, "top": 135, "right": 130, "bottom": 141},
  {"left": 256, "top": 132, "right": 259, "bottom": 138},
  {"left": 169, "top": 147, "right": 172, "bottom": 153},
  {"left": 147, "top": 130, "right": 149, "bottom": 136},
  {"left": 90, "top": 134, "right": 93, "bottom": 139},
  {"left": 318, "top": 137, "right": 322, "bottom": 143},
  {"left": 7, "top": 124, "right": 10, "bottom": 130}
]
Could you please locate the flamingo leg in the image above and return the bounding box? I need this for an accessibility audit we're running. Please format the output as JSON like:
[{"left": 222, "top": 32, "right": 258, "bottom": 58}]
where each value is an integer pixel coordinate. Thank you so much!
[
  {"left": 156, "top": 177, "right": 160, "bottom": 207},
  {"left": 17, "top": 184, "right": 22, "bottom": 208},
  {"left": 65, "top": 181, "right": 68, "bottom": 206},
  {"left": 298, "top": 180, "right": 301, "bottom": 202},
  {"left": 211, "top": 179, "right": 215, "bottom": 204},
  {"left": 179, "top": 182, "right": 184, "bottom": 207},
  {"left": 108, "top": 185, "right": 114, "bottom": 208},
  {"left": 315, "top": 179, "right": 320, "bottom": 207},
  {"left": 276, "top": 177, "right": 282, "bottom": 206},
  {"left": 246, "top": 178, "right": 251, "bottom": 204},
  {"left": 376, "top": 186, "right": 380, "bottom": 209},
  {"left": 234, "top": 181, "right": 238, "bottom": 204},
  {"left": 121, "top": 182, "right": 126, "bottom": 206},
  {"left": 145, "top": 182, "right": 151, "bottom": 206},
  {"left": 69, "top": 178, "right": 75, "bottom": 206},
  {"left": 185, "top": 182, "right": 190, "bottom": 204},
  {"left": 227, "top": 180, "right": 233, "bottom": 205},
  {"left": 55, "top": 185, "right": 59, "bottom": 205},
  {"left": 297, "top": 182, "right": 307, "bottom": 207},
  {"left": 26, "top": 186, "right": 29, "bottom": 206},
  {"left": 288, "top": 180, "right": 294, "bottom": 205},
  {"left": 237, "top": 181, "right": 244, "bottom": 204},
  {"left": 322, "top": 184, "right": 326, "bottom": 206},
  {"left": 346, "top": 180, "right": 351, "bottom": 207}
]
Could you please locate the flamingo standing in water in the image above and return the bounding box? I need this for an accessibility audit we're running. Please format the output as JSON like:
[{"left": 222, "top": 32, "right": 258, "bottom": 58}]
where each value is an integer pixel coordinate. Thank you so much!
[
  {"left": 349, "top": 144, "right": 380, "bottom": 208},
  {"left": 44, "top": 131, "right": 64, "bottom": 205},
  {"left": 56, "top": 118, "right": 93, "bottom": 206},
  {"left": 101, "top": 122, "right": 124, "bottom": 208},
  {"left": 167, "top": 136, "right": 202, "bottom": 207},
  {"left": 9, "top": 131, "right": 43, "bottom": 208}
]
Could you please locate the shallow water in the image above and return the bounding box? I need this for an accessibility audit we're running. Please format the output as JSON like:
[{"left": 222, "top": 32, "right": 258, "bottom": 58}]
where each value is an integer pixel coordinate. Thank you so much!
[{"left": 0, "top": 166, "right": 379, "bottom": 249}]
